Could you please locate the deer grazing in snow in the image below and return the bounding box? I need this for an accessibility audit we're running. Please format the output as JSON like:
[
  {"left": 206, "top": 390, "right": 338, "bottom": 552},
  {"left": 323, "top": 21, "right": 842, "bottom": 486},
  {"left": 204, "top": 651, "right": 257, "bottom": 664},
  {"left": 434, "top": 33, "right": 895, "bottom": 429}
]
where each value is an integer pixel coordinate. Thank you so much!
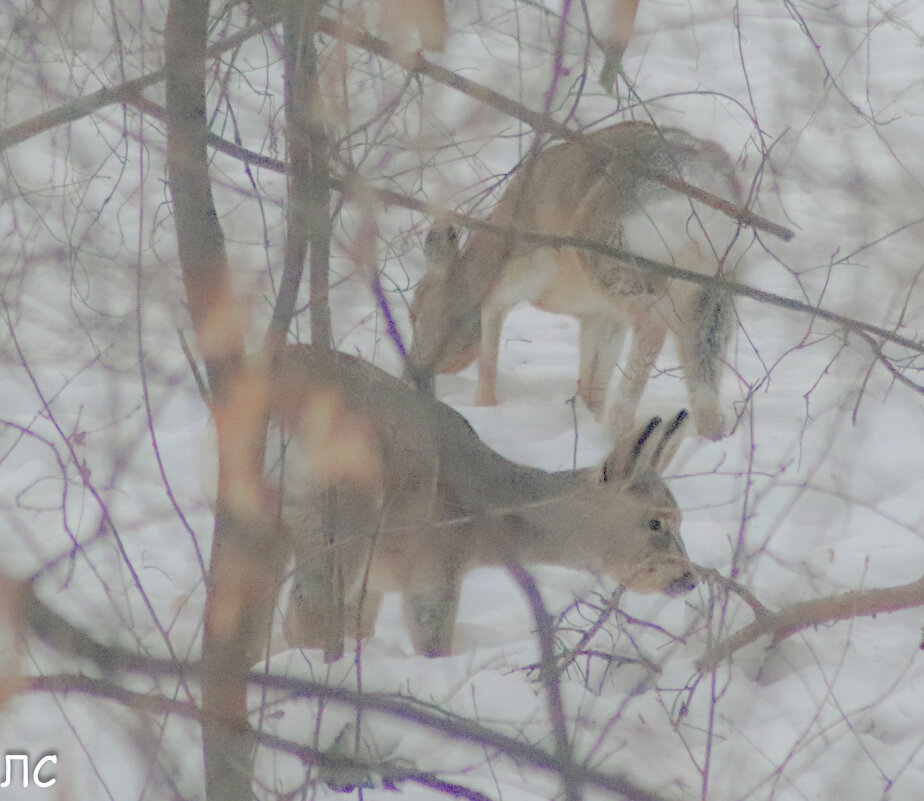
[
  {"left": 267, "top": 346, "right": 694, "bottom": 657},
  {"left": 405, "top": 121, "right": 751, "bottom": 441}
]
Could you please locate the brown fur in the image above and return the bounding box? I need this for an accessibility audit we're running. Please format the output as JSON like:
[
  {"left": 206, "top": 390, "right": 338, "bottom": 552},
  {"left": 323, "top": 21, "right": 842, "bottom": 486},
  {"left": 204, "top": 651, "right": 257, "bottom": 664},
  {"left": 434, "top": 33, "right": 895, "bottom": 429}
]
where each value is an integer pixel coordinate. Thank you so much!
[
  {"left": 406, "top": 121, "right": 748, "bottom": 440},
  {"left": 269, "top": 346, "right": 694, "bottom": 657}
]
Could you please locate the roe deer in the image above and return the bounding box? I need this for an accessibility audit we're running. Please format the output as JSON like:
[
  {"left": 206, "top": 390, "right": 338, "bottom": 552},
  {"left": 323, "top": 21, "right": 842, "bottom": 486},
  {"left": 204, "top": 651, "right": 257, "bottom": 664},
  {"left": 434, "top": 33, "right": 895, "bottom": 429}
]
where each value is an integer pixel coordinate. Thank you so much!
[
  {"left": 268, "top": 345, "right": 694, "bottom": 658},
  {"left": 405, "top": 121, "right": 748, "bottom": 440}
]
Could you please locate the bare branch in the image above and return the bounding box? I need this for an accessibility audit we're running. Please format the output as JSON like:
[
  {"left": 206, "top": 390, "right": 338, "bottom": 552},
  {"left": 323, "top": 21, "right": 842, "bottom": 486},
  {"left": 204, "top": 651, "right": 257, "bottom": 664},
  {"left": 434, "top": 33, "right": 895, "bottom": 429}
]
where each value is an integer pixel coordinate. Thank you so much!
[
  {"left": 2, "top": 12, "right": 792, "bottom": 243},
  {"left": 852, "top": 329, "right": 924, "bottom": 396},
  {"left": 0, "top": 17, "right": 277, "bottom": 154},
  {"left": 30, "top": 674, "right": 496, "bottom": 801},
  {"left": 17, "top": 571, "right": 670, "bottom": 801},
  {"left": 125, "top": 98, "right": 924, "bottom": 369},
  {"left": 269, "top": 1, "right": 334, "bottom": 356},
  {"left": 311, "top": 15, "right": 794, "bottom": 242},
  {"left": 275, "top": 0, "right": 343, "bottom": 661},
  {"left": 508, "top": 562, "right": 581, "bottom": 801},
  {"left": 698, "top": 574, "right": 924, "bottom": 668}
]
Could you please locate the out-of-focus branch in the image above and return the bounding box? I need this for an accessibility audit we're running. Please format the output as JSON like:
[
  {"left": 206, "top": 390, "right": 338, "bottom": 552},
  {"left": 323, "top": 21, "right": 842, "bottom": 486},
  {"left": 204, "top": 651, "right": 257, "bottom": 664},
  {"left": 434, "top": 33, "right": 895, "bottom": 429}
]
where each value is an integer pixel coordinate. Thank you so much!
[
  {"left": 164, "top": 3, "right": 279, "bottom": 801},
  {"left": 1, "top": 10, "right": 793, "bottom": 242},
  {"left": 267, "top": 0, "right": 333, "bottom": 356},
  {"left": 599, "top": 0, "right": 640, "bottom": 93},
  {"left": 276, "top": 0, "right": 344, "bottom": 662},
  {"left": 310, "top": 15, "right": 794, "bottom": 242},
  {"left": 698, "top": 573, "right": 924, "bottom": 668},
  {"left": 165, "top": 5, "right": 242, "bottom": 399},
  {"left": 132, "top": 95, "right": 924, "bottom": 370},
  {"left": 30, "top": 674, "right": 494, "bottom": 800},
  {"left": 507, "top": 562, "right": 582, "bottom": 801},
  {"left": 0, "top": 17, "right": 277, "bottom": 154},
  {"left": 17, "top": 569, "right": 669, "bottom": 801}
]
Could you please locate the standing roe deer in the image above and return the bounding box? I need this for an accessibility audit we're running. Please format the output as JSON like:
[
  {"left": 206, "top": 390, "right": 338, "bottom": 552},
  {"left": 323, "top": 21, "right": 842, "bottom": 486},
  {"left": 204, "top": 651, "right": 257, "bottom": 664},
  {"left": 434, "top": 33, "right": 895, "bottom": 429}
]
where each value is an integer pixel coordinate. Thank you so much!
[
  {"left": 269, "top": 346, "right": 694, "bottom": 657},
  {"left": 405, "top": 121, "right": 748, "bottom": 440}
]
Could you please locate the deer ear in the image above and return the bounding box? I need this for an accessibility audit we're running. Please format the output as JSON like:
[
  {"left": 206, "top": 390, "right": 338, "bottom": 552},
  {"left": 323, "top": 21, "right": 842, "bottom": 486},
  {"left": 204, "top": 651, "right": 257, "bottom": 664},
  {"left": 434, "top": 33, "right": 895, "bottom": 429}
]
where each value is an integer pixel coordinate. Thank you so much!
[
  {"left": 423, "top": 225, "right": 459, "bottom": 279},
  {"left": 628, "top": 410, "right": 688, "bottom": 479},
  {"left": 599, "top": 410, "right": 688, "bottom": 484},
  {"left": 651, "top": 409, "right": 689, "bottom": 472},
  {"left": 599, "top": 416, "right": 659, "bottom": 484}
]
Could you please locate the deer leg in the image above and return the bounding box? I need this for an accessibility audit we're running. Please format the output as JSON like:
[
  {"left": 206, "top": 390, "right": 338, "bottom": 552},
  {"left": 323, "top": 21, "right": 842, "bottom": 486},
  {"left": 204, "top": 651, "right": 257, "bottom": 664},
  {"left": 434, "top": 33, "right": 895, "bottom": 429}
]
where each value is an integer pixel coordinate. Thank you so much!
[
  {"left": 475, "top": 303, "right": 509, "bottom": 406},
  {"left": 578, "top": 314, "right": 626, "bottom": 420},
  {"left": 606, "top": 313, "right": 667, "bottom": 438},
  {"left": 283, "top": 559, "right": 338, "bottom": 650},
  {"left": 402, "top": 548, "right": 463, "bottom": 657},
  {"left": 676, "top": 285, "right": 733, "bottom": 440},
  {"left": 344, "top": 591, "right": 382, "bottom": 640},
  {"left": 283, "top": 485, "right": 381, "bottom": 652},
  {"left": 285, "top": 558, "right": 382, "bottom": 650}
]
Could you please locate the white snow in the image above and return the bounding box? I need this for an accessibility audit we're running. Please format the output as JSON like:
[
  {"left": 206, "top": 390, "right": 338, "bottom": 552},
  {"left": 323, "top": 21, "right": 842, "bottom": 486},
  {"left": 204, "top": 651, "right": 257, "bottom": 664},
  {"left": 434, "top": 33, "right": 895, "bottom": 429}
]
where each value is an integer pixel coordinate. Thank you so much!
[{"left": 1, "top": 0, "right": 922, "bottom": 799}]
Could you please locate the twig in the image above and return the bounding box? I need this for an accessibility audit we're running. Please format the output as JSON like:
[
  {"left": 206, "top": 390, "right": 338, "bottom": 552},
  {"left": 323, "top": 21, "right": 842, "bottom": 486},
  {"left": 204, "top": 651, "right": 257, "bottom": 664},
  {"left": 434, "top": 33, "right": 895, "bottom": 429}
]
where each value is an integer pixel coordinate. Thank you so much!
[
  {"left": 312, "top": 15, "right": 794, "bottom": 242},
  {"left": 178, "top": 328, "right": 210, "bottom": 404},
  {"left": 698, "top": 573, "right": 924, "bottom": 668},
  {"left": 120, "top": 98, "right": 924, "bottom": 363},
  {"left": 129, "top": 96, "right": 924, "bottom": 363},
  {"left": 1, "top": 12, "right": 793, "bottom": 243},
  {"left": 29, "top": 674, "right": 495, "bottom": 801},
  {"left": 16, "top": 571, "right": 670, "bottom": 801},
  {"left": 853, "top": 329, "right": 924, "bottom": 396},
  {"left": 698, "top": 567, "right": 772, "bottom": 621},
  {"left": 507, "top": 562, "right": 582, "bottom": 801},
  {"left": 0, "top": 17, "right": 278, "bottom": 153}
]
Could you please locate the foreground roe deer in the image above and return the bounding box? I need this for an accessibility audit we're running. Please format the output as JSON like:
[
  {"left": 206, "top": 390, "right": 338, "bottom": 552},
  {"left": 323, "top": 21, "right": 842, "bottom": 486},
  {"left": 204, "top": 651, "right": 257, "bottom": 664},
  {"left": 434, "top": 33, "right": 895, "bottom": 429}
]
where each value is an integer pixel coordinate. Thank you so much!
[
  {"left": 406, "top": 121, "right": 749, "bottom": 440},
  {"left": 269, "top": 346, "right": 694, "bottom": 657}
]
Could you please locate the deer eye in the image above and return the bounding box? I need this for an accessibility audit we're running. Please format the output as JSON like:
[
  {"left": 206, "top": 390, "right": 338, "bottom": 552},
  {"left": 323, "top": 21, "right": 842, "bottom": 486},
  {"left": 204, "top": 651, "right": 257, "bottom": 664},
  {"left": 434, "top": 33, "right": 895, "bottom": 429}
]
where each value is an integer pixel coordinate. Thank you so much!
[{"left": 648, "top": 519, "right": 661, "bottom": 531}]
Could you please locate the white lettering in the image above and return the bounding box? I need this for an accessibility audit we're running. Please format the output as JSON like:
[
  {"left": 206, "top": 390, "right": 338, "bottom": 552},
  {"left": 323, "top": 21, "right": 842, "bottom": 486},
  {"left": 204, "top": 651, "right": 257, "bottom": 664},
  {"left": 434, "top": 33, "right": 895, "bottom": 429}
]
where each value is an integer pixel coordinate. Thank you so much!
[
  {"left": 1, "top": 754, "right": 29, "bottom": 788},
  {"left": 33, "top": 754, "right": 57, "bottom": 788}
]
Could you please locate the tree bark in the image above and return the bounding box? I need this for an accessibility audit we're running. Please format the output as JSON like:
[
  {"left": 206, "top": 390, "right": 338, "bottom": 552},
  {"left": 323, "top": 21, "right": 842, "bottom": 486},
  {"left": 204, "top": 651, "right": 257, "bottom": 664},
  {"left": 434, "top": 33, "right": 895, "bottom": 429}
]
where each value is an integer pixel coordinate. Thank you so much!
[{"left": 165, "top": 3, "right": 284, "bottom": 800}]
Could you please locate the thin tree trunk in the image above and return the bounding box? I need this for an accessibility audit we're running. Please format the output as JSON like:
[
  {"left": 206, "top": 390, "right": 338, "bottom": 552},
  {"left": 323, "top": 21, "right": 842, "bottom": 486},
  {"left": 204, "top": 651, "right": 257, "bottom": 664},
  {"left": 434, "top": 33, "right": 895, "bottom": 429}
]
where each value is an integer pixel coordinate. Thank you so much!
[
  {"left": 165, "top": 3, "right": 284, "bottom": 799},
  {"left": 276, "top": 0, "right": 344, "bottom": 661}
]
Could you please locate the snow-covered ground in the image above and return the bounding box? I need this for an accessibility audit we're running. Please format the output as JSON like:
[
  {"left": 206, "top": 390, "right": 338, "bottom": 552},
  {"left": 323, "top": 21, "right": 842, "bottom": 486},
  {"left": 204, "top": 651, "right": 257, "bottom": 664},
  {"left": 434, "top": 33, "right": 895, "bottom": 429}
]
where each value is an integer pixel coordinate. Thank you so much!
[{"left": 0, "top": 0, "right": 922, "bottom": 798}]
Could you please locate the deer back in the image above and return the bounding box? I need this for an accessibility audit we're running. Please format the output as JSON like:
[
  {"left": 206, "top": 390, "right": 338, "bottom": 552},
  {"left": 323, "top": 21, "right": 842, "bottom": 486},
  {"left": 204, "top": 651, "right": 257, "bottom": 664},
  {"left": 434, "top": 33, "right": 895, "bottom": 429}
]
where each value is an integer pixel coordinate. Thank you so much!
[
  {"left": 406, "top": 121, "right": 744, "bottom": 384},
  {"left": 268, "top": 346, "right": 563, "bottom": 525},
  {"left": 269, "top": 346, "right": 694, "bottom": 597}
]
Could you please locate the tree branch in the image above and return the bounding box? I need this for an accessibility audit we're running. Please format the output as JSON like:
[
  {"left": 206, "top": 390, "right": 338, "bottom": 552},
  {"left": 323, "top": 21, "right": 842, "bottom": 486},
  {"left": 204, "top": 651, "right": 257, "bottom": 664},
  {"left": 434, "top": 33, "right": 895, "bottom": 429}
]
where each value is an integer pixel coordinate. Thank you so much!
[
  {"left": 698, "top": 573, "right": 924, "bottom": 668},
  {"left": 2, "top": 11, "right": 793, "bottom": 243},
  {"left": 507, "top": 562, "right": 581, "bottom": 801},
  {"left": 15, "top": 567, "right": 670, "bottom": 801},
  {"left": 132, "top": 95, "right": 924, "bottom": 366},
  {"left": 276, "top": 0, "right": 344, "bottom": 662},
  {"left": 29, "top": 673, "right": 496, "bottom": 800},
  {"left": 269, "top": 0, "right": 334, "bottom": 355},
  {"left": 311, "top": 15, "right": 794, "bottom": 242},
  {"left": 0, "top": 17, "right": 277, "bottom": 154}
]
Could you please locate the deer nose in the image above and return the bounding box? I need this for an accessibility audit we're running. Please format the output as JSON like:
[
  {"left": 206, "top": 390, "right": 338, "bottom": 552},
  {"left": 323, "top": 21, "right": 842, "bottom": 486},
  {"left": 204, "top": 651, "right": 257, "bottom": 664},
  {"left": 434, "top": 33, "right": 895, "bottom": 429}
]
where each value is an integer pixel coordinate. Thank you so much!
[
  {"left": 664, "top": 571, "right": 696, "bottom": 596},
  {"left": 404, "top": 363, "right": 435, "bottom": 396}
]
